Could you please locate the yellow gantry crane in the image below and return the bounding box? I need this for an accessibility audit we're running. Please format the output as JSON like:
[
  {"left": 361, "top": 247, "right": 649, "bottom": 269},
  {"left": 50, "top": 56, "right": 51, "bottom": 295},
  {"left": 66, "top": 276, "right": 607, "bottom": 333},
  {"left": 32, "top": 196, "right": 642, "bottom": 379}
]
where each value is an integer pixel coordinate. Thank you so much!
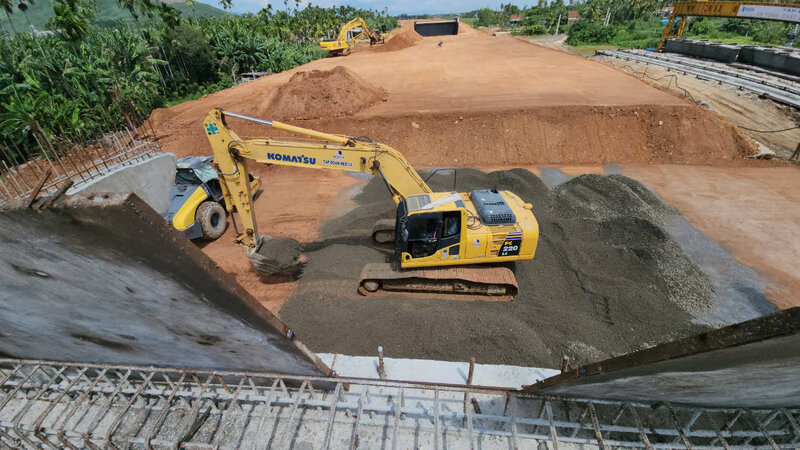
[
  {"left": 203, "top": 109, "right": 540, "bottom": 300},
  {"left": 659, "top": 1, "right": 800, "bottom": 50},
  {"left": 319, "top": 17, "right": 387, "bottom": 56}
]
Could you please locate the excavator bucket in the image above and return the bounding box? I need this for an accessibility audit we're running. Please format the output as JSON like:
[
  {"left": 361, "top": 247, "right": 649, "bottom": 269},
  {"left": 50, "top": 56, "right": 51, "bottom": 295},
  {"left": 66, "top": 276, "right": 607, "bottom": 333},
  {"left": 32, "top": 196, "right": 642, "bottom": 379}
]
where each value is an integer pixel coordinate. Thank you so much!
[
  {"left": 248, "top": 235, "right": 306, "bottom": 275},
  {"left": 358, "top": 262, "right": 519, "bottom": 301}
]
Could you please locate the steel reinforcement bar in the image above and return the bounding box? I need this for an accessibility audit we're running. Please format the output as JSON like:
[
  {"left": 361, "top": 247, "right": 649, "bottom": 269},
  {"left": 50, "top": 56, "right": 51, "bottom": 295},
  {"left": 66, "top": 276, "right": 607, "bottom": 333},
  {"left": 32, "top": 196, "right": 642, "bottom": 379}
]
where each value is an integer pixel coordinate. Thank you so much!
[
  {"left": 0, "top": 359, "right": 798, "bottom": 449},
  {"left": 597, "top": 49, "right": 800, "bottom": 109}
]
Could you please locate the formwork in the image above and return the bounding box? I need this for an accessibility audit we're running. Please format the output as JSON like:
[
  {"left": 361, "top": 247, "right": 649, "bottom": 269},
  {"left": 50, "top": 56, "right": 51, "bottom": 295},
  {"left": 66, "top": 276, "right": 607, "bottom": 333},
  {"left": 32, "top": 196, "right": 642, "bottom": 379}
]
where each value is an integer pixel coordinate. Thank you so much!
[{"left": 1, "top": 359, "right": 798, "bottom": 449}]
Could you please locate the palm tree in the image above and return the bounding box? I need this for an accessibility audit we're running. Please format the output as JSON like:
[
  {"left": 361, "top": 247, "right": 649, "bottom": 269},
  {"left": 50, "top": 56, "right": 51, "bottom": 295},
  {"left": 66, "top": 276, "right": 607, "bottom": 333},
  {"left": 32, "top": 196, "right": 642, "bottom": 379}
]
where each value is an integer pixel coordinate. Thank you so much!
[
  {"left": 16, "top": 1, "right": 36, "bottom": 33},
  {"left": 0, "top": 0, "right": 18, "bottom": 34}
]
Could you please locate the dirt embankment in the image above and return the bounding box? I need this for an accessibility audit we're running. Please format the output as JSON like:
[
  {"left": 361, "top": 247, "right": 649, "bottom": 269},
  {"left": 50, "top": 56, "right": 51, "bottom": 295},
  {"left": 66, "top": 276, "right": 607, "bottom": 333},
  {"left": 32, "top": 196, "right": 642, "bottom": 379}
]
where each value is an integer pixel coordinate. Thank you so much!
[
  {"left": 375, "top": 28, "right": 422, "bottom": 52},
  {"left": 298, "top": 105, "right": 759, "bottom": 166},
  {"left": 266, "top": 66, "right": 388, "bottom": 120},
  {"left": 153, "top": 104, "right": 757, "bottom": 165},
  {"left": 279, "top": 169, "right": 714, "bottom": 367}
]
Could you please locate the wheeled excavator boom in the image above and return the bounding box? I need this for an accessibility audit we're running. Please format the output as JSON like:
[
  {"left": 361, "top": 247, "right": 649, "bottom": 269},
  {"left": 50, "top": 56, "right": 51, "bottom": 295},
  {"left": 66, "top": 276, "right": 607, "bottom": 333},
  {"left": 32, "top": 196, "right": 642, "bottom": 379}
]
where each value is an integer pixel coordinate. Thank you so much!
[
  {"left": 319, "top": 17, "right": 387, "bottom": 56},
  {"left": 204, "top": 109, "right": 539, "bottom": 300}
]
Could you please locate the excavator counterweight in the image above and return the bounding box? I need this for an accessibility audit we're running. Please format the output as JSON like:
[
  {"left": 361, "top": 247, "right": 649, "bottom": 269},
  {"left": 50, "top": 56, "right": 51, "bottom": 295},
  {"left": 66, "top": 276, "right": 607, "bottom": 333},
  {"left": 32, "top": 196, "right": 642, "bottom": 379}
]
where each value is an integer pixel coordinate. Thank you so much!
[{"left": 203, "top": 109, "right": 539, "bottom": 300}]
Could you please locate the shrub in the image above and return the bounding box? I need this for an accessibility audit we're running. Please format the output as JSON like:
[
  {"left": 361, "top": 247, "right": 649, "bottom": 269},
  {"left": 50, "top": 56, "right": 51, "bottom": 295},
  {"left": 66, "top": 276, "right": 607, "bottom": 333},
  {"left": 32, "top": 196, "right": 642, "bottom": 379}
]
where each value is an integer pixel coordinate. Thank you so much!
[
  {"left": 522, "top": 23, "right": 547, "bottom": 36},
  {"left": 566, "top": 20, "right": 618, "bottom": 45}
]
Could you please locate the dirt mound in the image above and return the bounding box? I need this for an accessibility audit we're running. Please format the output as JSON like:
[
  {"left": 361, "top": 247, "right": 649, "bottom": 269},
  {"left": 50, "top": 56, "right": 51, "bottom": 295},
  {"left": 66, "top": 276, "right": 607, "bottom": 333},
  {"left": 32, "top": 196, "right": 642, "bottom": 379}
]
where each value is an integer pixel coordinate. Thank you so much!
[
  {"left": 280, "top": 169, "right": 714, "bottom": 367},
  {"left": 375, "top": 28, "right": 422, "bottom": 52},
  {"left": 266, "top": 66, "right": 387, "bottom": 120}
]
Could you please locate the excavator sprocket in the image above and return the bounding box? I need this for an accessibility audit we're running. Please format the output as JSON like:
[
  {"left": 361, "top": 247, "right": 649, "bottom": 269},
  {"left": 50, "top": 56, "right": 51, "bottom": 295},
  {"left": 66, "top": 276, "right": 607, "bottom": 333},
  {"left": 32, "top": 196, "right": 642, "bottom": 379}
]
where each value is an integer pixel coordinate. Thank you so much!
[{"left": 358, "top": 262, "right": 518, "bottom": 301}]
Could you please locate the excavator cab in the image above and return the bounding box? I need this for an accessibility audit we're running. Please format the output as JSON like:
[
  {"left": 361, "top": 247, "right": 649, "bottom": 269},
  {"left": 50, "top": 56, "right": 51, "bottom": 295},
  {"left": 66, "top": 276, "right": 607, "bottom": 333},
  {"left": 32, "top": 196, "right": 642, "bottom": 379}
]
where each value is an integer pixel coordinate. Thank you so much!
[
  {"left": 397, "top": 211, "right": 462, "bottom": 260},
  {"left": 394, "top": 193, "right": 467, "bottom": 265}
]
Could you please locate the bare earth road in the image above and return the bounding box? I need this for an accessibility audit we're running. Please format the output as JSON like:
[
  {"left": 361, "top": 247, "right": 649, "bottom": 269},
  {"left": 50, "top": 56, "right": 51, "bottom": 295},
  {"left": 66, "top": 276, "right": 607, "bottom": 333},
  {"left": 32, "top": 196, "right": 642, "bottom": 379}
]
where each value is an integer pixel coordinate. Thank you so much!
[{"left": 150, "top": 23, "right": 755, "bottom": 167}]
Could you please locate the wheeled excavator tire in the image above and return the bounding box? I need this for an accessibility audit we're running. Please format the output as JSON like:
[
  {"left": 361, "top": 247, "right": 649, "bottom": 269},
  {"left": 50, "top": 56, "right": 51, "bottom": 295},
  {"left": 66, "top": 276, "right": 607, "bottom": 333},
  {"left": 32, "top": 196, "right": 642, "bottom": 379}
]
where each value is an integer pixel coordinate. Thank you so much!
[
  {"left": 196, "top": 201, "right": 227, "bottom": 241},
  {"left": 248, "top": 235, "right": 306, "bottom": 275},
  {"left": 358, "top": 262, "right": 518, "bottom": 301},
  {"left": 371, "top": 219, "right": 395, "bottom": 244}
]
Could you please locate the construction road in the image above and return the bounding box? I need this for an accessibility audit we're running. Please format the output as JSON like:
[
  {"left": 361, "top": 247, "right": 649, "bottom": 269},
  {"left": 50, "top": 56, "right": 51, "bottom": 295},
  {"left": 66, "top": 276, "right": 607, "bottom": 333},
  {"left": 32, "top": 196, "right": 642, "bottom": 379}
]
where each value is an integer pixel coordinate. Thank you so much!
[{"left": 147, "top": 22, "right": 799, "bottom": 355}]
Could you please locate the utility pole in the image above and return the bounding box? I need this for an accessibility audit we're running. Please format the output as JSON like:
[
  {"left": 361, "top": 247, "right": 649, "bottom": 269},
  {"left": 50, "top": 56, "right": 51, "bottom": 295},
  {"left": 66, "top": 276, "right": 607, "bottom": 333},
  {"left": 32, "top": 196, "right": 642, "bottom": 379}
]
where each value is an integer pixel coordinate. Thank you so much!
[
  {"left": 555, "top": 13, "right": 561, "bottom": 35},
  {"left": 603, "top": 7, "right": 611, "bottom": 26}
]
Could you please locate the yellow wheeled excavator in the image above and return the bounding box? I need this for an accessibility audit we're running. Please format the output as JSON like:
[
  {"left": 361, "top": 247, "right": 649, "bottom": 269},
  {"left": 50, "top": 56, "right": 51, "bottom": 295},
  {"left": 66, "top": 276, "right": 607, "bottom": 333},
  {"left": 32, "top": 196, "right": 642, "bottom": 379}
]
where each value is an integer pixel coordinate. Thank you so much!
[
  {"left": 203, "top": 109, "right": 539, "bottom": 300},
  {"left": 319, "top": 17, "right": 387, "bottom": 56}
]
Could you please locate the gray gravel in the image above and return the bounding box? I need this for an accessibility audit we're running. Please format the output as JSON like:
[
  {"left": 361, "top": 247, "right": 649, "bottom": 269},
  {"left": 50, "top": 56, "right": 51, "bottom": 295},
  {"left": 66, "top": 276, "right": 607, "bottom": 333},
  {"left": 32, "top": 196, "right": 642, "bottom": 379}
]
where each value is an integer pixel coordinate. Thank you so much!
[{"left": 280, "top": 169, "right": 715, "bottom": 368}]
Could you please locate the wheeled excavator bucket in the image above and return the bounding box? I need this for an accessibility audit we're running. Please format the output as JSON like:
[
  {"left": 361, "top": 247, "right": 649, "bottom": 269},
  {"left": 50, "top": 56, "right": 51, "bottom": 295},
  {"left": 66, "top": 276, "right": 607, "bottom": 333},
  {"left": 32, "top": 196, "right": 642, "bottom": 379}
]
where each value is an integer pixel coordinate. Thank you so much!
[{"left": 358, "top": 262, "right": 519, "bottom": 301}]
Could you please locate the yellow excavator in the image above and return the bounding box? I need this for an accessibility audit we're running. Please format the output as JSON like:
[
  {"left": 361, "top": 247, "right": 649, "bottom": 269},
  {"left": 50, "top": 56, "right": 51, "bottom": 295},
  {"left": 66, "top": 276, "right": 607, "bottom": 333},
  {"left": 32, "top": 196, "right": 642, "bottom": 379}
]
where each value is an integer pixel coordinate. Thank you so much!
[
  {"left": 203, "top": 109, "right": 539, "bottom": 300},
  {"left": 319, "top": 17, "right": 387, "bottom": 56}
]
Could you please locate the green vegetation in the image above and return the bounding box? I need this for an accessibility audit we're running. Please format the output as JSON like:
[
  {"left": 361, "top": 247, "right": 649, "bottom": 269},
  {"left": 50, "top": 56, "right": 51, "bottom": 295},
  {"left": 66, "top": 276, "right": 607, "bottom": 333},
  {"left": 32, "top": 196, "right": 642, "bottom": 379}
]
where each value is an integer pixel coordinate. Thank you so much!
[
  {"left": 0, "top": 2, "right": 397, "bottom": 163},
  {"left": 463, "top": 1, "right": 796, "bottom": 49},
  {"left": 0, "top": 0, "right": 225, "bottom": 32}
]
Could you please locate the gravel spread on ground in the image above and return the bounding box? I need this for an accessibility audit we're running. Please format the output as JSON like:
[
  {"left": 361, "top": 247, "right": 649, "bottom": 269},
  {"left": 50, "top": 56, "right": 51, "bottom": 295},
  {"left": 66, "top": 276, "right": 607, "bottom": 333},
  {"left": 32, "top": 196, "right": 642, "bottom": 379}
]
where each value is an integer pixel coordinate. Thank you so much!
[{"left": 279, "top": 169, "right": 714, "bottom": 368}]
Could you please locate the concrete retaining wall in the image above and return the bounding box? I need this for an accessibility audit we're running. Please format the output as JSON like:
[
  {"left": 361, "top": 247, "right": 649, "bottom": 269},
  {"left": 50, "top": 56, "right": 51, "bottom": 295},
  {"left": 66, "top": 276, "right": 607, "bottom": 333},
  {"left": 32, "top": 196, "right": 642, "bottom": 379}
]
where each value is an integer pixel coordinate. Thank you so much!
[
  {"left": 0, "top": 193, "right": 330, "bottom": 376},
  {"left": 68, "top": 153, "right": 176, "bottom": 216}
]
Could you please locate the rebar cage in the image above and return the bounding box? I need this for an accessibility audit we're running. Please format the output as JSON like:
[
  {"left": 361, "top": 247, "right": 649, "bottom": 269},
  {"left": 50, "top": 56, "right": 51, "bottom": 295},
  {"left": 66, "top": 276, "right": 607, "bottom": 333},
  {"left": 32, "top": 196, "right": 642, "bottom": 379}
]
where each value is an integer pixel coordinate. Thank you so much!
[
  {"left": 0, "top": 124, "right": 162, "bottom": 204},
  {"left": 1, "top": 359, "right": 798, "bottom": 449}
]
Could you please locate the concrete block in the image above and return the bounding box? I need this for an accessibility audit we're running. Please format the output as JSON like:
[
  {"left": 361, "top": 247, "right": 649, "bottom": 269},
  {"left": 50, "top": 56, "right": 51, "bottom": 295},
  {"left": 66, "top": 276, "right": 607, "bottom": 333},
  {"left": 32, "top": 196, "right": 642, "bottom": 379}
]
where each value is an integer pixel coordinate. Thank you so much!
[
  {"left": 664, "top": 39, "right": 740, "bottom": 63},
  {"left": 68, "top": 153, "right": 177, "bottom": 216}
]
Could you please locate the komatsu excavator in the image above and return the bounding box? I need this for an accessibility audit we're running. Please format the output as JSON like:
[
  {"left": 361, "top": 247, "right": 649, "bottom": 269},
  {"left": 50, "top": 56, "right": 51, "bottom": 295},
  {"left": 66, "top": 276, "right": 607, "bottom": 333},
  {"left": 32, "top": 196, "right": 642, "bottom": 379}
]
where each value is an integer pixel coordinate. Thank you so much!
[
  {"left": 319, "top": 17, "right": 386, "bottom": 56},
  {"left": 204, "top": 109, "right": 539, "bottom": 300}
]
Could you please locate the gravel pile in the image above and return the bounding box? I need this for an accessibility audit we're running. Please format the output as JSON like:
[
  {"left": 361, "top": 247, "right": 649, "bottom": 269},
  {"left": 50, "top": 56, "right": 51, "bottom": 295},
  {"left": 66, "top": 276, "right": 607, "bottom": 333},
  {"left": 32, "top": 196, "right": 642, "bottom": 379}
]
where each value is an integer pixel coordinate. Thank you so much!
[{"left": 280, "top": 169, "right": 714, "bottom": 367}]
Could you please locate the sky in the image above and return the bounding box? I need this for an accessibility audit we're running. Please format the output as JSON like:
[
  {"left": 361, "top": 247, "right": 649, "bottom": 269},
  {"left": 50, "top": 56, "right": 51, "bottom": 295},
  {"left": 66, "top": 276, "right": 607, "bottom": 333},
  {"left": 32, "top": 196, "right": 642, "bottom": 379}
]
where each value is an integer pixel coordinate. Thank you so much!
[{"left": 194, "top": 0, "right": 528, "bottom": 15}]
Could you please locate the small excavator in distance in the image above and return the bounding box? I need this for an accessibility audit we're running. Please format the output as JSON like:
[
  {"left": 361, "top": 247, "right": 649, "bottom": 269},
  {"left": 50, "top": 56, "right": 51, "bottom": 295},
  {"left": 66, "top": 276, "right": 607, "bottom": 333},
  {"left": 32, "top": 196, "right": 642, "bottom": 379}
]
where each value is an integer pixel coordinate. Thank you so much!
[
  {"left": 203, "top": 109, "right": 539, "bottom": 300},
  {"left": 319, "top": 17, "right": 386, "bottom": 56}
]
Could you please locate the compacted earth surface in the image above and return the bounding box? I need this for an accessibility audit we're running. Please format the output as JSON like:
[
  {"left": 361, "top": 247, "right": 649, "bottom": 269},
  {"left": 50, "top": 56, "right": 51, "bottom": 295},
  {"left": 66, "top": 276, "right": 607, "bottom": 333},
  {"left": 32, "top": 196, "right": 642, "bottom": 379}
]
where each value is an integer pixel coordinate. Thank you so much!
[{"left": 279, "top": 169, "right": 714, "bottom": 367}]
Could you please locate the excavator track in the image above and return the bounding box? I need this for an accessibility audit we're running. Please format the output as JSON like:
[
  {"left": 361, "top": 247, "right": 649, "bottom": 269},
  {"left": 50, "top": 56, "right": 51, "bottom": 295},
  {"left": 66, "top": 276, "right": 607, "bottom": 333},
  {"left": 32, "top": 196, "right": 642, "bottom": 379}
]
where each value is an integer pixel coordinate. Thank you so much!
[{"left": 358, "top": 262, "right": 518, "bottom": 301}]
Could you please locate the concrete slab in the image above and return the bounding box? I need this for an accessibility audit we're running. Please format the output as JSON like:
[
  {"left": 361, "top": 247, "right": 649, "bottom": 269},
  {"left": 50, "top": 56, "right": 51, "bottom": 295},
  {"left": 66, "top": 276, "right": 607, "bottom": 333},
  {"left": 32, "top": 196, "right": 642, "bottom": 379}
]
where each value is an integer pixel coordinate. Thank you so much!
[
  {"left": 0, "top": 193, "right": 329, "bottom": 376},
  {"left": 318, "top": 353, "right": 558, "bottom": 389}
]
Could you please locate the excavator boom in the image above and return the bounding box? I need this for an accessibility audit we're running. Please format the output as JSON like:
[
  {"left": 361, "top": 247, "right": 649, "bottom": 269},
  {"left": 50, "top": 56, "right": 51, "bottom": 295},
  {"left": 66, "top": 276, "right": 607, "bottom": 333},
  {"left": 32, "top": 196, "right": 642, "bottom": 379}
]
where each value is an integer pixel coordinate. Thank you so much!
[
  {"left": 203, "top": 109, "right": 538, "bottom": 300},
  {"left": 204, "top": 109, "right": 430, "bottom": 250}
]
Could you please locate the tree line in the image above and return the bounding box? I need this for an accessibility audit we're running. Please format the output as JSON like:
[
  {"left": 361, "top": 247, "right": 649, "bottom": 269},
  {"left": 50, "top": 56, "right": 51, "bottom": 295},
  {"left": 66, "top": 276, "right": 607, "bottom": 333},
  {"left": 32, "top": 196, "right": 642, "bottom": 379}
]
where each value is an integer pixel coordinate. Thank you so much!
[{"left": 0, "top": 1, "right": 397, "bottom": 163}]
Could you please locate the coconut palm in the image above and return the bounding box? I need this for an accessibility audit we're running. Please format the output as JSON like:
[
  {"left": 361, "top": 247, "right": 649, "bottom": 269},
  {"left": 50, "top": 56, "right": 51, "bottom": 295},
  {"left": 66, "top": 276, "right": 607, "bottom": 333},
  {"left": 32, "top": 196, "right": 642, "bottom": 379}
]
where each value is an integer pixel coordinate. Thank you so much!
[{"left": 0, "top": 0, "right": 18, "bottom": 34}]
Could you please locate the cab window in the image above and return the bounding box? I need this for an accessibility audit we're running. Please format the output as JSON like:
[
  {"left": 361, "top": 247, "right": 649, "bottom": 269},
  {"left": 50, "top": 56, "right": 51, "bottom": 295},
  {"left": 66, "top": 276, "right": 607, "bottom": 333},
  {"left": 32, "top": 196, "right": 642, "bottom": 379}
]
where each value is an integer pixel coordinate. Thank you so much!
[
  {"left": 443, "top": 212, "right": 460, "bottom": 237},
  {"left": 175, "top": 169, "right": 201, "bottom": 185},
  {"left": 404, "top": 213, "right": 440, "bottom": 258}
]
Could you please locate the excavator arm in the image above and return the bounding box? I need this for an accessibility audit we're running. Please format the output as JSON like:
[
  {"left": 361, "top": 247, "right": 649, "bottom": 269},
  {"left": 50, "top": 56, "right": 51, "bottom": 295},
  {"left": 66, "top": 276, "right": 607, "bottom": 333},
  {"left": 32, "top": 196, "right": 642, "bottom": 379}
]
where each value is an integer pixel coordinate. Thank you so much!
[
  {"left": 338, "top": 17, "right": 383, "bottom": 44},
  {"left": 320, "top": 17, "right": 385, "bottom": 54},
  {"left": 203, "top": 108, "right": 431, "bottom": 250}
]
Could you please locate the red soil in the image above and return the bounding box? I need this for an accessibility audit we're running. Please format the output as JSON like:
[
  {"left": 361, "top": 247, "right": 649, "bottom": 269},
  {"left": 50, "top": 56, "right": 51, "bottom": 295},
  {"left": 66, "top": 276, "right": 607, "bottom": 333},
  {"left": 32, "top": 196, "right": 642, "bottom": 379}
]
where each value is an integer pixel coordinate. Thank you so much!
[{"left": 267, "top": 66, "right": 387, "bottom": 120}]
